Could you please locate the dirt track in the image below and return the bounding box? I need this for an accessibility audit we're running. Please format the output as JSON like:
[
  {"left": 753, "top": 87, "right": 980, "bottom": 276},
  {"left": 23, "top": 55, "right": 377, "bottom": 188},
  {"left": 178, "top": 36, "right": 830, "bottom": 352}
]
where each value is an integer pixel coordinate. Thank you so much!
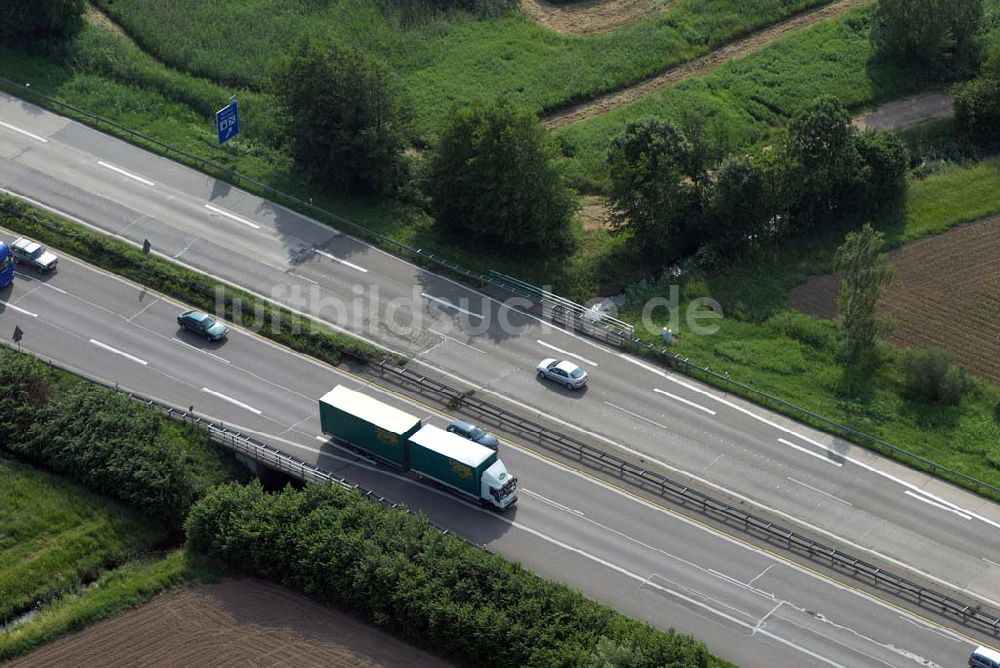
[
  {"left": 542, "top": 0, "right": 869, "bottom": 129},
  {"left": 788, "top": 216, "right": 1000, "bottom": 383},
  {"left": 11, "top": 579, "right": 452, "bottom": 668},
  {"left": 521, "top": 0, "right": 672, "bottom": 35},
  {"left": 854, "top": 92, "right": 955, "bottom": 132}
]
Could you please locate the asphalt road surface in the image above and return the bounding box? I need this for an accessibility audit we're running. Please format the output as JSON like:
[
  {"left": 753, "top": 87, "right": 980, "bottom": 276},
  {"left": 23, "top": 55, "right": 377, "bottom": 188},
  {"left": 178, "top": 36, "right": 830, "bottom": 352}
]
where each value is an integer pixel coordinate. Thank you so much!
[{"left": 0, "top": 231, "right": 990, "bottom": 667}]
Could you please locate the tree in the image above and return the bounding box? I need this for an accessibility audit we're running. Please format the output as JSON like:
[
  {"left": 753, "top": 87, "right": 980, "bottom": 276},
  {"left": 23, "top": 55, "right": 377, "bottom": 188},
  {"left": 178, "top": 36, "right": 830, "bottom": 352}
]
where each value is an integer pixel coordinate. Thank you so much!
[
  {"left": 606, "top": 118, "right": 704, "bottom": 258},
  {"left": 0, "top": 0, "right": 84, "bottom": 43},
  {"left": 853, "top": 130, "right": 910, "bottom": 210},
  {"left": 273, "top": 36, "right": 410, "bottom": 195},
  {"left": 784, "top": 96, "right": 861, "bottom": 228},
  {"left": 425, "top": 98, "right": 573, "bottom": 248},
  {"left": 834, "top": 224, "right": 893, "bottom": 372},
  {"left": 872, "top": 0, "right": 983, "bottom": 72},
  {"left": 707, "top": 151, "right": 789, "bottom": 258},
  {"left": 954, "top": 76, "right": 1000, "bottom": 142},
  {"left": 901, "top": 349, "right": 971, "bottom": 405}
]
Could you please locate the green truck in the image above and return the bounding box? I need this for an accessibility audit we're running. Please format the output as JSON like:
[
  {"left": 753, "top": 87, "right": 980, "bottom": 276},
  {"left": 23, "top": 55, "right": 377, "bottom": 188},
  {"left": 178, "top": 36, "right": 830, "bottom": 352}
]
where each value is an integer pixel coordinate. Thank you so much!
[{"left": 319, "top": 385, "right": 518, "bottom": 510}]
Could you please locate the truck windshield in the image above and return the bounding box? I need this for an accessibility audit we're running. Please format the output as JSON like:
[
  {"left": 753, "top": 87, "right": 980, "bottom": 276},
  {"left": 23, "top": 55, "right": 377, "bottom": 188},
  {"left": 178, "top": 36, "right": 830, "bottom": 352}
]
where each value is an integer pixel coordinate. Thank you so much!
[{"left": 498, "top": 478, "right": 517, "bottom": 498}]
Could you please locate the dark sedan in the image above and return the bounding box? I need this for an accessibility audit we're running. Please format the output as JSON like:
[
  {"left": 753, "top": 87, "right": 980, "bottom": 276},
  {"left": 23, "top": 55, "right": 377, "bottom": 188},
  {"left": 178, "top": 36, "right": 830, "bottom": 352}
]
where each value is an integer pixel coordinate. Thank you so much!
[
  {"left": 177, "top": 310, "right": 230, "bottom": 341},
  {"left": 447, "top": 419, "right": 499, "bottom": 450}
]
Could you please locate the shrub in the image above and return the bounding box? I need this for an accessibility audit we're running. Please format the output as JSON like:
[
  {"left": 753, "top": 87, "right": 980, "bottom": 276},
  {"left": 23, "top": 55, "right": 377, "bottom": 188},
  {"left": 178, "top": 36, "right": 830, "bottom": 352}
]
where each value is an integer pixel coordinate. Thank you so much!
[
  {"left": 426, "top": 98, "right": 574, "bottom": 249},
  {"left": 0, "top": 349, "right": 244, "bottom": 528},
  {"left": 901, "top": 349, "right": 971, "bottom": 405},
  {"left": 0, "top": 0, "right": 84, "bottom": 44},
  {"left": 954, "top": 77, "right": 1000, "bottom": 143},
  {"left": 187, "top": 481, "right": 710, "bottom": 668}
]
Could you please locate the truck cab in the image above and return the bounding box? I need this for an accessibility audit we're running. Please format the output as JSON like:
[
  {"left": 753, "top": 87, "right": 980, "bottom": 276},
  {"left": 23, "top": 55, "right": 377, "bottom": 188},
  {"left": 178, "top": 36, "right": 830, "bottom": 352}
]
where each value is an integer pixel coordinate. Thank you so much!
[
  {"left": 482, "top": 459, "right": 518, "bottom": 509},
  {"left": 0, "top": 241, "right": 13, "bottom": 288}
]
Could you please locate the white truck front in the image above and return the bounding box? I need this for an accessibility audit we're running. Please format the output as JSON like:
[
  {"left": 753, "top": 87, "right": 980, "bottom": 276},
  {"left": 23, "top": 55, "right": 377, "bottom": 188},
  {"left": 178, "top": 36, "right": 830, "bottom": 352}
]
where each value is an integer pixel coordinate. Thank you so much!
[{"left": 482, "top": 459, "right": 517, "bottom": 509}]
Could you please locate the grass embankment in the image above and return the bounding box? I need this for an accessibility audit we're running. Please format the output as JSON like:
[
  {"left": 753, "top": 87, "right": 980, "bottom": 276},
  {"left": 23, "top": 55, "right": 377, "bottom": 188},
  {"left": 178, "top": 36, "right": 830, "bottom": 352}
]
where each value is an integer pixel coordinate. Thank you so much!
[
  {"left": 90, "top": 0, "right": 835, "bottom": 138},
  {"left": 622, "top": 161, "right": 1000, "bottom": 495},
  {"left": 0, "top": 196, "right": 390, "bottom": 365}
]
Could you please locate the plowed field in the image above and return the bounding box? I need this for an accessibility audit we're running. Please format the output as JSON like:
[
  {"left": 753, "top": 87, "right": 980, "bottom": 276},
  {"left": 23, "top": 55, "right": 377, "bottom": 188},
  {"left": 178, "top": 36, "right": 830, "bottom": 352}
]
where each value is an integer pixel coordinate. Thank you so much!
[
  {"left": 788, "top": 216, "right": 1000, "bottom": 383},
  {"left": 10, "top": 579, "right": 451, "bottom": 668}
]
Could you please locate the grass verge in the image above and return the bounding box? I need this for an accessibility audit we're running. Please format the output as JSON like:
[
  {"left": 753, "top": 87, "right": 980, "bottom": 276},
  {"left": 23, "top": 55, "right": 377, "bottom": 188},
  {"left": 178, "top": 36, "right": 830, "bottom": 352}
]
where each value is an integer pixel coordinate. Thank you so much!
[
  {"left": 0, "top": 455, "right": 170, "bottom": 625},
  {"left": 0, "top": 196, "right": 393, "bottom": 366},
  {"left": 0, "top": 549, "right": 224, "bottom": 663}
]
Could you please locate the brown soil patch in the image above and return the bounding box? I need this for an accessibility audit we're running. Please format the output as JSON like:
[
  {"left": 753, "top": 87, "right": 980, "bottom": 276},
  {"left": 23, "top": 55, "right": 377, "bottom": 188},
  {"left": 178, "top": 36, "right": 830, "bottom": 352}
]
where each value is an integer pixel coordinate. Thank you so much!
[
  {"left": 854, "top": 92, "right": 955, "bottom": 132},
  {"left": 543, "top": 0, "right": 869, "bottom": 130},
  {"left": 10, "top": 578, "right": 453, "bottom": 668},
  {"left": 521, "top": 0, "right": 672, "bottom": 35},
  {"left": 578, "top": 196, "right": 614, "bottom": 230},
  {"left": 788, "top": 217, "right": 1000, "bottom": 383}
]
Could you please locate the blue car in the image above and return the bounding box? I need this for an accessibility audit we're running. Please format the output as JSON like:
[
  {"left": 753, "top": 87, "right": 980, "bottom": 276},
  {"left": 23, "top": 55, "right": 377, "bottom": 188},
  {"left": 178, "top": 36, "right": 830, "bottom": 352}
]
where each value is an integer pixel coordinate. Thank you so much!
[
  {"left": 447, "top": 419, "right": 499, "bottom": 450},
  {"left": 177, "top": 310, "right": 230, "bottom": 341}
]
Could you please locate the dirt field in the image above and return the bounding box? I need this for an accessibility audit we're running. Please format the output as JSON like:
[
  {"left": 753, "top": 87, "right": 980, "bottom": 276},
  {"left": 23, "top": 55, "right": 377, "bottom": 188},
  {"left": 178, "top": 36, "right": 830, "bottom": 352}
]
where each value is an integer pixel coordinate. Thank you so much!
[
  {"left": 854, "top": 92, "right": 955, "bottom": 132},
  {"left": 787, "top": 216, "right": 1000, "bottom": 383},
  {"left": 10, "top": 579, "right": 452, "bottom": 668},
  {"left": 542, "top": 0, "right": 867, "bottom": 129},
  {"left": 521, "top": 0, "right": 672, "bottom": 35}
]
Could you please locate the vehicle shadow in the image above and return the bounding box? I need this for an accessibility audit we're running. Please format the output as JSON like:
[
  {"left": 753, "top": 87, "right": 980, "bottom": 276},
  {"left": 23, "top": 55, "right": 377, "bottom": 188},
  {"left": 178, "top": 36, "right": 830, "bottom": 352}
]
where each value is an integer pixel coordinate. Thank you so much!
[
  {"left": 535, "top": 374, "right": 589, "bottom": 398},
  {"left": 174, "top": 327, "right": 228, "bottom": 350}
]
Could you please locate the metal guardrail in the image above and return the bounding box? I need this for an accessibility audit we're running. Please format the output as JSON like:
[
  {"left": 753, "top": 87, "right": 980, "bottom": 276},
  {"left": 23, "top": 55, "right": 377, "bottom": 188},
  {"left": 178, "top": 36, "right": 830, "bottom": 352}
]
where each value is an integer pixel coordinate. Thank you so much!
[{"left": 371, "top": 359, "right": 1000, "bottom": 637}]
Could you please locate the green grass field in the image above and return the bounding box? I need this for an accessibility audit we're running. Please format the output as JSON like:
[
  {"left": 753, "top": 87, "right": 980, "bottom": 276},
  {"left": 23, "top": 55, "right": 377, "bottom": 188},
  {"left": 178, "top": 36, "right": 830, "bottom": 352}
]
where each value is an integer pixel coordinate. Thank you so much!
[
  {"left": 0, "top": 455, "right": 170, "bottom": 625},
  {"left": 91, "top": 0, "right": 833, "bottom": 138}
]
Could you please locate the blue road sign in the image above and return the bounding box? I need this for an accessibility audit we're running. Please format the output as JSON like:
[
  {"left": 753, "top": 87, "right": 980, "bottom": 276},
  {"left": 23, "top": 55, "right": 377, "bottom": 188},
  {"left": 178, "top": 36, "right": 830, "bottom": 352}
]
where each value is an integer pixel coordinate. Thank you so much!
[{"left": 216, "top": 100, "right": 240, "bottom": 144}]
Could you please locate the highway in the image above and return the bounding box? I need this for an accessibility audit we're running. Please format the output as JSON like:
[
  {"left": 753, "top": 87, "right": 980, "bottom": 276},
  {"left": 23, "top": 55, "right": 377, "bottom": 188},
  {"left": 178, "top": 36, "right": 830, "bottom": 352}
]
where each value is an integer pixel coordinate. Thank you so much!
[{"left": 0, "top": 230, "right": 989, "bottom": 667}]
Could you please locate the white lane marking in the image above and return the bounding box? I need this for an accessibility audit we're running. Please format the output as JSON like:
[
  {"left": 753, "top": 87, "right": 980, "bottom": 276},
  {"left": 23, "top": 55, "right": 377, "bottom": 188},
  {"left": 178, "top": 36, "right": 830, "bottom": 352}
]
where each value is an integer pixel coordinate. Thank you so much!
[
  {"left": 747, "top": 564, "right": 775, "bottom": 586},
  {"left": 787, "top": 478, "right": 853, "bottom": 506},
  {"left": 171, "top": 337, "right": 231, "bottom": 364},
  {"left": 421, "top": 292, "right": 483, "bottom": 320},
  {"left": 201, "top": 387, "right": 262, "bottom": 415},
  {"left": 0, "top": 300, "right": 38, "bottom": 318},
  {"left": 778, "top": 438, "right": 843, "bottom": 468},
  {"left": 537, "top": 339, "right": 598, "bottom": 367},
  {"left": 652, "top": 388, "right": 716, "bottom": 415},
  {"left": 89, "top": 339, "right": 148, "bottom": 366},
  {"left": 415, "top": 356, "right": 1000, "bottom": 612},
  {"left": 604, "top": 401, "right": 668, "bottom": 430},
  {"left": 428, "top": 328, "right": 484, "bottom": 354},
  {"left": 314, "top": 249, "right": 368, "bottom": 273},
  {"left": 521, "top": 488, "right": 584, "bottom": 516},
  {"left": 620, "top": 354, "right": 1000, "bottom": 529},
  {"left": 0, "top": 120, "right": 48, "bottom": 143},
  {"left": 983, "top": 558, "right": 1000, "bottom": 569},
  {"left": 904, "top": 491, "right": 972, "bottom": 520},
  {"left": 286, "top": 271, "right": 318, "bottom": 285},
  {"left": 315, "top": 435, "right": 328, "bottom": 442},
  {"left": 204, "top": 203, "right": 261, "bottom": 230},
  {"left": 98, "top": 161, "right": 154, "bottom": 186}
]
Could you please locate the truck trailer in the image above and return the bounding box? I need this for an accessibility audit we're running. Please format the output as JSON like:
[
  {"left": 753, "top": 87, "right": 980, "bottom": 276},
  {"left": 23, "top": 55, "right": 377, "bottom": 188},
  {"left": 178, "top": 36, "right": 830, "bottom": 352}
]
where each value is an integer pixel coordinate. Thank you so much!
[{"left": 319, "top": 385, "right": 518, "bottom": 510}]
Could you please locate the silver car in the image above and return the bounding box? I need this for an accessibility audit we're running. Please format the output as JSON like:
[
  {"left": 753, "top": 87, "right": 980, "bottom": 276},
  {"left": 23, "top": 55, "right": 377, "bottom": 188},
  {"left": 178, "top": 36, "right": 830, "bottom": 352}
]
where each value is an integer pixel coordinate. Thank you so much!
[
  {"left": 536, "top": 358, "right": 589, "bottom": 390},
  {"left": 11, "top": 237, "right": 58, "bottom": 273}
]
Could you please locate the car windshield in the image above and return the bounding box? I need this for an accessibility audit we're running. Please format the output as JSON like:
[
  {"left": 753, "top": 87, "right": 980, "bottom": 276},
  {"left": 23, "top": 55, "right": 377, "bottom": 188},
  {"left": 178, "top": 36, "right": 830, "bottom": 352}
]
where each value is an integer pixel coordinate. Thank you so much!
[
  {"left": 471, "top": 427, "right": 487, "bottom": 440},
  {"left": 201, "top": 316, "right": 217, "bottom": 328},
  {"left": 570, "top": 368, "right": 585, "bottom": 379},
  {"left": 26, "top": 246, "right": 43, "bottom": 259}
]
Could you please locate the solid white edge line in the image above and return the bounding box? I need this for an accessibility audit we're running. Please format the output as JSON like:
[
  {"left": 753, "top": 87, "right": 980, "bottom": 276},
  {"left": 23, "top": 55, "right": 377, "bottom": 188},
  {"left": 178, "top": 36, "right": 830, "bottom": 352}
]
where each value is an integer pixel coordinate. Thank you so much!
[
  {"left": 97, "top": 160, "right": 154, "bottom": 186},
  {"left": 653, "top": 387, "right": 716, "bottom": 415},
  {"left": 201, "top": 387, "right": 262, "bottom": 415},
  {"left": 0, "top": 300, "right": 38, "bottom": 318},
  {"left": 421, "top": 292, "right": 483, "bottom": 320},
  {"left": 0, "top": 120, "right": 48, "bottom": 143},
  {"left": 314, "top": 249, "right": 368, "bottom": 273},
  {"left": 786, "top": 478, "right": 853, "bottom": 507},
  {"left": 89, "top": 338, "right": 148, "bottom": 366},
  {"left": 537, "top": 339, "right": 598, "bottom": 367},
  {"left": 904, "top": 491, "right": 972, "bottom": 520},
  {"left": 428, "top": 328, "right": 484, "bottom": 354},
  {"left": 204, "top": 203, "right": 261, "bottom": 230},
  {"left": 778, "top": 437, "right": 843, "bottom": 468},
  {"left": 603, "top": 401, "right": 668, "bottom": 430},
  {"left": 170, "top": 337, "right": 231, "bottom": 364}
]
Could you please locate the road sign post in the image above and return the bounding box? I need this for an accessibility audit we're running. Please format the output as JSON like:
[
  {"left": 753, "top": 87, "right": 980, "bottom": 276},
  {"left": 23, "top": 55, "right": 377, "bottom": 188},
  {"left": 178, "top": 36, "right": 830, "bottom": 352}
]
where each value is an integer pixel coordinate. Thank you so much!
[
  {"left": 216, "top": 97, "right": 240, "bottom": 145},
  {"left": 13, "top": 324, "right": 22, "bottom": 352}
]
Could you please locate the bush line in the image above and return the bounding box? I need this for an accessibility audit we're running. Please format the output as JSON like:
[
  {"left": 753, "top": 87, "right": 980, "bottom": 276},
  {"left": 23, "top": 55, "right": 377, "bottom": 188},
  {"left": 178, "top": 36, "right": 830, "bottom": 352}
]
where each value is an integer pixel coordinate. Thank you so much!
[
  {"left": 187, "top": 480, "right": 715, "bottom": 668},
  {"left": 0, "top": 195, "right": 394, "bottom": 367}
]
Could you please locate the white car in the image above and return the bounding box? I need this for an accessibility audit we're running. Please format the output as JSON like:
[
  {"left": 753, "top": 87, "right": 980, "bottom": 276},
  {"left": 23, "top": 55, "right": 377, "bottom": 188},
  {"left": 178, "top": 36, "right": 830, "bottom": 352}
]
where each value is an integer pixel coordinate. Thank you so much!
[
  {"left": 11, "top": 238, "right": 58, "bottom": 273},
  {"left": 536, "top": 358, "right": 589, "bottom": 390}
]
